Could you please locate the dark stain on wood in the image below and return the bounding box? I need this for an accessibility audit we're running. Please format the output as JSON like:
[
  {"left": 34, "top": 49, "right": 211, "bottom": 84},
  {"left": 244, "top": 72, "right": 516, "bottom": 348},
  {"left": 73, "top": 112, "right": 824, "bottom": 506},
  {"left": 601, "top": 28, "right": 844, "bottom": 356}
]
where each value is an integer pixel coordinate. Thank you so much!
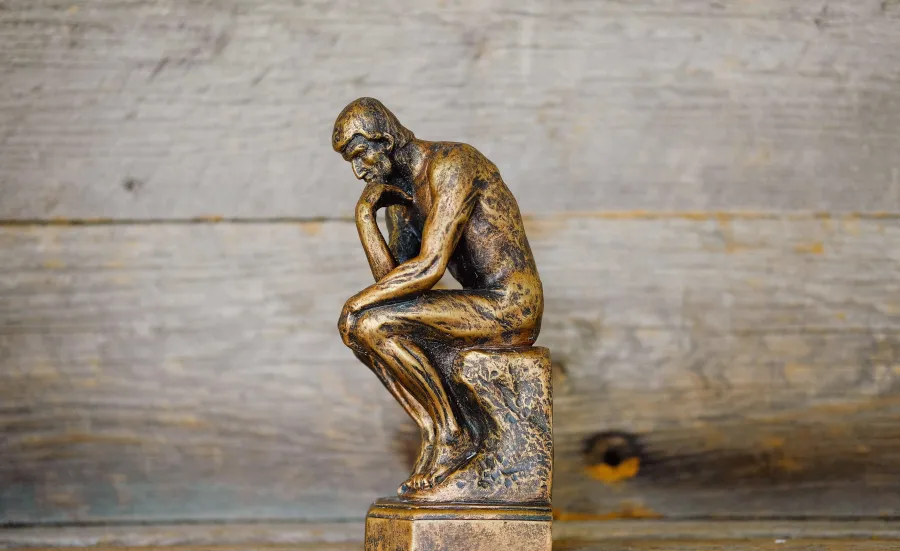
[
  {"left": 583, "top": 431, "right": 644, "bottom": 484},
  {"left": 122, "top": 178, "right": 144, "bottom": 193}
]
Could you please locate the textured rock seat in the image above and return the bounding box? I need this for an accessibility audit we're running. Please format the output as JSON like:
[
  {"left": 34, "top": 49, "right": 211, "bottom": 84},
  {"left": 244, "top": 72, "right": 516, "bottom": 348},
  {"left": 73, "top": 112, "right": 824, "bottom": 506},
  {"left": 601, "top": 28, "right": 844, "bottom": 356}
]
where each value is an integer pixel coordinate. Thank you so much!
[{"left": 403, "top": 345, "right": 553, "bottom": 504}]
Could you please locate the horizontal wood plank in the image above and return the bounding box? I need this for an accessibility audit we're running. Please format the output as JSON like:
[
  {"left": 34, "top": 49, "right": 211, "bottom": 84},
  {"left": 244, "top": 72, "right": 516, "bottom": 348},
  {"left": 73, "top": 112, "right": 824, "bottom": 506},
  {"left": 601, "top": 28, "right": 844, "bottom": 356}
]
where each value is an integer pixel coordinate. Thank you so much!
[
  {"left": 2, "top": 0, "right": 900, "bottom": 219},
  {"left": 6, "top": 542, "right": 898, "bottom": 551},
  {"left": 3, "top": 520, "right": 900, "bottom": 549},
  {"left": 2, "top": 214, "right": 900, "bottom": 522}
]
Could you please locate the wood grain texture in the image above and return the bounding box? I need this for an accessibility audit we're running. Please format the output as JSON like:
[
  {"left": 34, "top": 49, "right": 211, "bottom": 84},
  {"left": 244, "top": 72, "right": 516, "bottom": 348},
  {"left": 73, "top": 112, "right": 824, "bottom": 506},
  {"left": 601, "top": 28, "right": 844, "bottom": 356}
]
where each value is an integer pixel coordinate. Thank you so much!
[
  {"left": 3, "top": 521, "right": 900, "bottom": 550},
  {"left": 0, "top": 522, "right": 364, "bottom": 548},
  {"left": 4, "top": 520, "right": 900, "bottom": 548},
  {"left": 2, "top": 214, "right": 899, "bottom": 523},
  {"left": 555, "top": 542, "right": 900, "bottom": 551},
  {"left": 6, "top": 542, "right": 899, "bottom": 551},
  {"left": 2, "top": 0, "right": 900, "bottom": 219}
]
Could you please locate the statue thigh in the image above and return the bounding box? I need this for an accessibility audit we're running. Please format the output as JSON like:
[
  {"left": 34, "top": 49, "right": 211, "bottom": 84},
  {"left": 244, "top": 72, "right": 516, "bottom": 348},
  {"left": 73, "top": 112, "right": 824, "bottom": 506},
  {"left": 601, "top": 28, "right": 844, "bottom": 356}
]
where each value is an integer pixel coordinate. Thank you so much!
[{"left": 353, "top": 289, "right": 534, "bottom": 353}]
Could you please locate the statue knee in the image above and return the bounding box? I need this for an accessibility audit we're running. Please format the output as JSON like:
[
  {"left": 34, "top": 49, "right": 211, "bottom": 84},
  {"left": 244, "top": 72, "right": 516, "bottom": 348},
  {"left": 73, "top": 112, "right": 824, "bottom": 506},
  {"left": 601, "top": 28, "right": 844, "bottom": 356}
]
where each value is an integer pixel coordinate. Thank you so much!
[
  {"left": 355, "top": 310, "right": 389, "bottom": 347},
  {"left": 337, "top": 308, "right": 354, "bottom": 348}
]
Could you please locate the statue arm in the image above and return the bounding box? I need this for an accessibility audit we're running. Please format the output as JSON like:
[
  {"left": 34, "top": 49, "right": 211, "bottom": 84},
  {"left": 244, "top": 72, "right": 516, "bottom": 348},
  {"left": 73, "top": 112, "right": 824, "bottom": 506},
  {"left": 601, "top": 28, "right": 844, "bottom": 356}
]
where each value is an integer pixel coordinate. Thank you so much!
[
  {"left": 356, "top": 205, "right": 397, "bottom": 282},
  {"left": 386, "top": 204, "right": 421, "bottom": 265},
  {"left": 347, "top": 165, "right": 476, "bottom": 311},
  {"left": 355, "top": 184, "right": 416, "bottom": 282}
]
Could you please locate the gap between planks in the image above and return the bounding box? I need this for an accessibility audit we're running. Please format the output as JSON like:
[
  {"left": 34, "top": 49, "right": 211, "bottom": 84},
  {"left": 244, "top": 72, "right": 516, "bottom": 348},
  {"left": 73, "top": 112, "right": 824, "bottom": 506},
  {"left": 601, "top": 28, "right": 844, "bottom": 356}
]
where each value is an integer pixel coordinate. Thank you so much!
[{"left": 3, "top": 211, "right": 900, "bottom": 228}]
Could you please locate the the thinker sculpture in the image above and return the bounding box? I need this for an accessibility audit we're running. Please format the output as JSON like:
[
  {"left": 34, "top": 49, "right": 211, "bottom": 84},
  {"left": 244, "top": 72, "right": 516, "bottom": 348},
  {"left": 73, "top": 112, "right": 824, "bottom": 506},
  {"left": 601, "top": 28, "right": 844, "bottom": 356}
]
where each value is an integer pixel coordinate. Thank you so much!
[{"left": 333, "top": 98, "right": 552, "bottom": 551}]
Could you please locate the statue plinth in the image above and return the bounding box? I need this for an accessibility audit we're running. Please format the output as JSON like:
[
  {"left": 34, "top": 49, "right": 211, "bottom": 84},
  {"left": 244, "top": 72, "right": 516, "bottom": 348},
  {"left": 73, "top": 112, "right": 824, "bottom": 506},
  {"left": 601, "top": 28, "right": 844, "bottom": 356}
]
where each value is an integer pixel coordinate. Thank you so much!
[
  {"left": 365, "top": 498, "right": 552, "bottom": 551},
  {"left": 365, "top": 346, "right": 552, "bottom": 551}
]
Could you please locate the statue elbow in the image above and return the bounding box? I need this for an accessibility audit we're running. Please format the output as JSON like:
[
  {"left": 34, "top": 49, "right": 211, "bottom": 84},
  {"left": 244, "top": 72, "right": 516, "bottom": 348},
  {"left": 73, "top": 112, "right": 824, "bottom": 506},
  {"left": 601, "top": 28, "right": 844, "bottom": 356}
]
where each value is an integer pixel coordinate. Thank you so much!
[{"left": 417, "top": 255, "right": 446, "bottom": 288}]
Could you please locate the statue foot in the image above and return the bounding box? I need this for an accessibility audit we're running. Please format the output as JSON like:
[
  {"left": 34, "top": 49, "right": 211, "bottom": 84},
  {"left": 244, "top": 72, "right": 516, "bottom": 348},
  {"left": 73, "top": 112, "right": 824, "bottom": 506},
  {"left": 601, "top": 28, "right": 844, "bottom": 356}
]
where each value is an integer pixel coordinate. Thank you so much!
[
  {"left": 399, "top": 430, "right": 476, "bottom": 496},
  {"left": 412, "top": 442, "right": 434, "bottom": 474},
  {"left": 399, "top": 472, "right": 433, "bottom": 494},
  {"left": 397, "top": 442, "right": 436, "bottom": 495}
]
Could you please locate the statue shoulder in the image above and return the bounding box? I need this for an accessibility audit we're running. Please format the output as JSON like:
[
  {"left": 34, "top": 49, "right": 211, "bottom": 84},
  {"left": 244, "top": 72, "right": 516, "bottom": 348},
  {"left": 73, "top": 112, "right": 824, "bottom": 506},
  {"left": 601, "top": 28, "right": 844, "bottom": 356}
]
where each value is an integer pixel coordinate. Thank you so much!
[{"left": 426, "top": 142, "right": 485, "bottom": 186}]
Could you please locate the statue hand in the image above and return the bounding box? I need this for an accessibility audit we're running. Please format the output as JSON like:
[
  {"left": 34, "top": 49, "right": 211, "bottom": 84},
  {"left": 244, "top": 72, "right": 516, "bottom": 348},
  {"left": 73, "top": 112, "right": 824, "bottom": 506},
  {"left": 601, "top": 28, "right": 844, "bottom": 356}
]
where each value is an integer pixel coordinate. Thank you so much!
[{"left": 356, "top": 183, "right": 413, "bottom": 216}]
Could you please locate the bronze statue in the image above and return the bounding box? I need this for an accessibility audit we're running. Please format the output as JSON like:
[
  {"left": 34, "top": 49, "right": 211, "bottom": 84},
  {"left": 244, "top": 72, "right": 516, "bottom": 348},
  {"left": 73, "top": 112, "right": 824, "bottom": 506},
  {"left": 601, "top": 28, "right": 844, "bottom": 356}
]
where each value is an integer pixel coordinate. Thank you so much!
[{"left": 333, "top": 98, "right": 552, "bottom": 551}]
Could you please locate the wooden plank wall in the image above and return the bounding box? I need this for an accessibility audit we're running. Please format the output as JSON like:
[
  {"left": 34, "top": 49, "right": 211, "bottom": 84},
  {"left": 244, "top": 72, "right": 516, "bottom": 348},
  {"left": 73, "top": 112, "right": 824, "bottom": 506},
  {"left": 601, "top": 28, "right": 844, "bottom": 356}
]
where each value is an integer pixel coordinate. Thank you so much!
[
  {"left": 2, "top": 0, "right": 900, "bottom": 524},
  {"left": 4, "top": 520, "right": 900, "bottom": 549}
]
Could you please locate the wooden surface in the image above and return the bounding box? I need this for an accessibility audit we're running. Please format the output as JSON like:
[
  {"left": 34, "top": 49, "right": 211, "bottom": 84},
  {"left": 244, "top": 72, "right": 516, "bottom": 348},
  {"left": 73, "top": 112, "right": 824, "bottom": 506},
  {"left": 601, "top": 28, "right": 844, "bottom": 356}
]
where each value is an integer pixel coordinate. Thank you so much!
[
  {"left": 3, "top": 0, "right": 900, "bottom": 528},
  {"left": 2, "top": 520, "right": 900, "bottom": 549},
  {"left": 6, "top": 542, "right": 899, "bottom": 551},
  {"left": 2, "top": 0, "right": 900, "bottom": 219},
  {"left": 2, "top": 214, "right": 899, "bottom": 522}
]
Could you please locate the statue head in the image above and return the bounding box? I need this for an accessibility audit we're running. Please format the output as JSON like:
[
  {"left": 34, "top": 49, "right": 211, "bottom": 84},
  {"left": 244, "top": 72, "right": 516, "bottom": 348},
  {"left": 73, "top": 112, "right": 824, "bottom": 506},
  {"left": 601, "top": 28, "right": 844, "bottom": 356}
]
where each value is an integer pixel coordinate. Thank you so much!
[{"left": 332, "top": 97, "right": 415, "bottom": 184}]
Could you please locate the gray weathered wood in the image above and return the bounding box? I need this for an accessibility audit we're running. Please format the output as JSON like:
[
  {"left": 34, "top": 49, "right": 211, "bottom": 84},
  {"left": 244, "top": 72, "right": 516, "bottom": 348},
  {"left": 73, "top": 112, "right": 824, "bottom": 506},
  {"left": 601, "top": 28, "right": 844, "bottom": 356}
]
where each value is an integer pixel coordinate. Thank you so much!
[
  {"left": 555, "top": 541, "right": 900, "bottom": 551},
  {"left": 4, "top": 520, "right": 900, "bottom": 548},
  {"left": 2, "top": 0, "right": 900, "bottom": 219},
  {"left": 2, "top": 214, "right": 899, "bottom": 523},
  {"left": 0, "top": 522, "right": 363, "bottom": 548},
  {"left": 4, "top": 540, "right": 898, "bottom": 551}
]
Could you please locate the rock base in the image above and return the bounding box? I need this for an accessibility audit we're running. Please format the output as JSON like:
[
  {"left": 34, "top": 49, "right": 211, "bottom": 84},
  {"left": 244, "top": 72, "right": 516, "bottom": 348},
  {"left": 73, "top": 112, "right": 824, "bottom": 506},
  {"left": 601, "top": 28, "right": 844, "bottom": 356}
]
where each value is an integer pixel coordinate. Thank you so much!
[{"left": 403, "top": 346, "right": 553, "bottom": 503}]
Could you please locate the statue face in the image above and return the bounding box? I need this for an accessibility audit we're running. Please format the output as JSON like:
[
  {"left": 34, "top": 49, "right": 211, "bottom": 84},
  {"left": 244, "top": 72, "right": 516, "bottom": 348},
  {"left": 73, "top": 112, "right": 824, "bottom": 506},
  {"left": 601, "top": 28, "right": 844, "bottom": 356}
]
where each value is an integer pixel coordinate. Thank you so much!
[{"left": 342, "top": 135, "right": 392, "bottom": 185}]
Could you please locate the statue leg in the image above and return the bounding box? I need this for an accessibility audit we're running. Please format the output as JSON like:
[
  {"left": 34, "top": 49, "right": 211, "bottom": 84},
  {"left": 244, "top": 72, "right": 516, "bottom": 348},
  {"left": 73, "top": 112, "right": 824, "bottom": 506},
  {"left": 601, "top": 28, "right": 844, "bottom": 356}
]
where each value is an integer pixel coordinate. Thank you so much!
[
  {"left": 364, "top": 334, "right": 476, "bottom": 491},
  {"left": 353, "top": 351, "right": 436, "bottom": 481},
  {"left": 353, "top": 289, "right": 540, "bottom": 491}
]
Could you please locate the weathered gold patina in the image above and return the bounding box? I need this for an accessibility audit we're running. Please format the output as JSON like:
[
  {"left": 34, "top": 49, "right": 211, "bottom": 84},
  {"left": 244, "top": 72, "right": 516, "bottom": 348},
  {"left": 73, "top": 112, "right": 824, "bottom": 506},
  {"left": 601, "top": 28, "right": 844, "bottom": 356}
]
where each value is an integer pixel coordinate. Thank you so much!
[
  {"left": 365, "top": 498, "right": 552, "bottom": 551},
  {"left": 334, "top": 97, "right": 552, "bottom": 550}
]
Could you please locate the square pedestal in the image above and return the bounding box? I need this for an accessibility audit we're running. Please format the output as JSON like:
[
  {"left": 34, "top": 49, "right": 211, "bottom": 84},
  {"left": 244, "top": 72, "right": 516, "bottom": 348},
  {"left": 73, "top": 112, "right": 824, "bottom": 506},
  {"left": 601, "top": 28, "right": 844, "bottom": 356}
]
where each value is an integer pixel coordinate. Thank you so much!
[{"left": 365, "top": 498, "right": 552, "bottom": 551}]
